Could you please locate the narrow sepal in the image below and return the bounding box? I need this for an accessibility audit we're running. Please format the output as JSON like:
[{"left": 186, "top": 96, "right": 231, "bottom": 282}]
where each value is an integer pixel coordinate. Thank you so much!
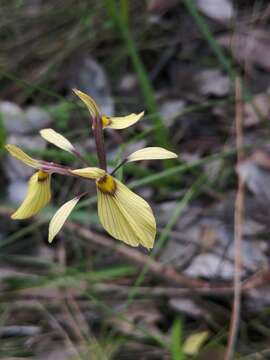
[
  {"left": 40, "top": 128, "right": 75, "bottom": 153},
  {"left": 73, "top": 88, "right": 101, "bottom": 118},
  {"left": 48, "top": 194, "right": 83, "bottom": 243},
  {"left": 71, "top": 167, "right": 105, "bottom": 179},
  {"left": 102, "top": 111, "right": 144, "bottom": 130},
  {"left": 127, "top": 147, "right": 177, "bottom": 162},
  {"left": 5, "top": 144, "right": 40, "bottom": 169}
]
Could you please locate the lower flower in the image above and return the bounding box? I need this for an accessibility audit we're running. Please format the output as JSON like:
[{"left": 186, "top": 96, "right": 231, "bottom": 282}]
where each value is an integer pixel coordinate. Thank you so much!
[
  {"left": 96, "top": 174, "right": 156, "bottom": 249},
  {"left": 49, "top": 171, "right": 156, "bottom": 249}
]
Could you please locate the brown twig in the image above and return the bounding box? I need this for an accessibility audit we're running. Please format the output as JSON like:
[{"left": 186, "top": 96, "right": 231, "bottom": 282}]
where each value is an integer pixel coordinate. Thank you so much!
[
  {"left": 0, "top": 205, "right": 269, "bottom": 293},
  {"left": 225, "top": 77, "right": 245, "bottom": 360},
  {"left": 66, "top": 222, "right": 208, "bottom": 288}
]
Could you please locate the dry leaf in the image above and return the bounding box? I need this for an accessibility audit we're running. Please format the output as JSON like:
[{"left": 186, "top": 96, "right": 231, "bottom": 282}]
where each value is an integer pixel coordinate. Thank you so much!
[
  {"left": 244, "top": 93, "right": 270, "bottom": 127},
  {"left": 183, "top": 331, "right": 209, "bottom": 355},
  {"left": 219, "top": 29, "right": 270, "bottom": 71}
]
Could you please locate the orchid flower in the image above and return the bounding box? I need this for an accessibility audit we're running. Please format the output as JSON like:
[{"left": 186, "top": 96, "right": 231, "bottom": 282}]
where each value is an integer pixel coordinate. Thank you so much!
[{"left": 5, "top": 89, "right": 177, "bottom": 249}]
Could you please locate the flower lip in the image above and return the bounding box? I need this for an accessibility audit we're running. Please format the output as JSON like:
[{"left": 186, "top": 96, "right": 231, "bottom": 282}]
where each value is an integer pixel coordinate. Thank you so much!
[
  {"left": 101, "top": 116, "right": 112, "bottom": 127},
  {"left": 37, "top": 170, "right": 49, "bottom": 182},
  {"left": 96, "top": 174, "right": 117, "bottom": 195}
]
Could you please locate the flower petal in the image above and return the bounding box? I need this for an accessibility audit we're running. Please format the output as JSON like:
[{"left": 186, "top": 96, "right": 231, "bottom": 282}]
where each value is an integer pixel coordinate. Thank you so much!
[
  {"left": 127, "top": 147, "right": 177, "bottom": 162},
  {"left": 5, "top": 144, "right": 40, "bottom": 169},
  {"left": 11, "top": 171, "right": 51, "bottom": 219},
  {"left": 48, "top": 195, "right": 82, "bottom": 243},
  {"left": 40, "top": 128, "right": 75, "bottom": 153},
  {"left": 97, "top": 178, "right": 156, "bottom": 249},
  {"left": 71, "top": 167, "right": 105, "bottom": 179},
  {"left": 73, "top": 88, "right": 101, "bottom": 118},
  {"left": 102, "top": 111, "right": 144, "bottom": 129}
]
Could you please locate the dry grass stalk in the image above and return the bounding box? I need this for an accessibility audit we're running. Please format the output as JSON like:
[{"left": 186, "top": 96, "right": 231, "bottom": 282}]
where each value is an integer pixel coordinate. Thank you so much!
[{"left": 225, "top": 77, "right": 245, "bottom": 360}]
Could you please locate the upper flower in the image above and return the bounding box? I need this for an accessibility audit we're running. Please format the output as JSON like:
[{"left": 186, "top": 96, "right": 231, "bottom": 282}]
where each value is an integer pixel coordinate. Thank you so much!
[{"left": 73, "top": 89, "right": 144, "bottom": 129}]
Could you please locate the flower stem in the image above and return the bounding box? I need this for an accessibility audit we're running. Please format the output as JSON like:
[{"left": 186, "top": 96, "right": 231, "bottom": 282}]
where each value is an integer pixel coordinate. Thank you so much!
[
  {"left": 110, "top": 159, "right": 127, "bottom": 176},
  {"left": 92, "top": 116, "right": 107, "bottom": 171},
  {"left": 40, "top": 161, "right": 71, "bottom": 175}
]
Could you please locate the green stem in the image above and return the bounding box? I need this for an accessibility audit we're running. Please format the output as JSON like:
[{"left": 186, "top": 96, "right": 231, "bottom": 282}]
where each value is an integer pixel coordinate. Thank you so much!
[
  {"left": 110, "top": 159, "right": 127, "bottom": 176},
  {"left": 103, "top": 0, "right": 170, "bottom": 147}
]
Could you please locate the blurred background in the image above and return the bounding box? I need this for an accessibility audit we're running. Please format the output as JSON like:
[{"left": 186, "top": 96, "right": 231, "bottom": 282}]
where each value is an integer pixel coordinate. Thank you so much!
[{"left": 1, "top": 0, "right": 270, "bottom": 359}]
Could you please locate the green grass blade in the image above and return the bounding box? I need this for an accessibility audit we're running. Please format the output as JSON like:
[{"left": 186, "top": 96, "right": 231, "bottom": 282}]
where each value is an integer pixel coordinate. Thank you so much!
[
  {"left": 154, "top": 174, "right": 206, "bottom": 256},
  {"left": 103, "top": 0, "right": 170, "bottom": 147},
  {"left": 182, "top": 0, "right": 235, "bottom": 80},
  {"left": 170, "top": 318, "right": 185, "bottom": 360}
]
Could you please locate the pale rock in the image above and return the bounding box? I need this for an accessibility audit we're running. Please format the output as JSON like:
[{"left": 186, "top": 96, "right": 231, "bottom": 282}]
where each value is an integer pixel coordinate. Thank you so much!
[
  {"left": 195, "top": 69, "right": 230, "bottom": 96},
  {"left": 170, "top": 298, "right": 211, "bottom": 320},
  {"left": 160, "top": 100, "right": 186, "bottom": 126},
  {"left": 120, "top": 73, "right": 138, "bottom": 91},
  {"left": 8, "top": 180, "right": 28, "bottom": 205},
  {"left": 25, "top": 106, "right": 51, "bottom": 130},
  {"left": 0, "top": 101, "right": 30, "bottom": 134},
  {"left": 4, "top": 135, "right": 46, "bottom": 180},
  {"left": 184, "top": 253, "right": 235, "bottom": 280},
  {"left": 70, "top": 57, "right": 114, "bottom": 116},
  {"left": 196, "top": 0, "right": 234, "bottom": 23}
]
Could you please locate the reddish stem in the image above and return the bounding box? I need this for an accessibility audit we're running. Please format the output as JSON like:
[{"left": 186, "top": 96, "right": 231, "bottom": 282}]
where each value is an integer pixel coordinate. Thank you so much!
[{"left": 92, "top": 116, "right": 107, "bottom": 171}]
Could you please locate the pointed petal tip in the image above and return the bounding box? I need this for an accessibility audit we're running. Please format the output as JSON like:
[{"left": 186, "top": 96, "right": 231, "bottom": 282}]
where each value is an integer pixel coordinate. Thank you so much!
[
  {"left": 71, "top": 167, "right": 105, "bottom": 179},
  {"left": 72, "top": 88, "right": 100, "bottom": 117},
  {"left": 105, "top": 111, "right": 145, "bottom": 130},
  {"left": 48, "top": 195, "right": 82, "bottom": 243},
  {"left": 72, "top": 88, "right": 80, "bottom": 95},
  {"left": 5, "top": 144, "right": 40, "bottom": 168},
  {"left": 40, "top": 128, "right": 75, "bottom": 153},
  {"left": 127, "top": 147, "right": 178, "bottom": 163}
]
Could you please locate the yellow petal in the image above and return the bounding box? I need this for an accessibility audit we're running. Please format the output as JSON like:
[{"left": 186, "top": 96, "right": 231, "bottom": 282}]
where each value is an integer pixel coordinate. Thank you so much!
[
  {"left": 71, "top": 167, "right": 106, "bottom": 179},
  {"left": 97, "top": 178, "right": 156, "bottom": 249},
  {"left": 11, "top": 171, "right": 51, "bottom": 219},
  {"left": 127, "top": 147, "right": 178, "bottom": 162},
  {"left": 102, "top": 111, "right": 144, "bottom": 129},
  {"left": 5, "top": 144, "right": 40, "bottom": 169},
  {"left": 73, "top": 88, "right": 101, "bottom": 118},
  {"left": 48, "top": 195, "right": 81, "bottom": 243},
  {"left": 183, "top": 331, "right": 209, "bottom": 356},
  {"left": 40, "top": 128, "right": 75, "bottom": 153}
]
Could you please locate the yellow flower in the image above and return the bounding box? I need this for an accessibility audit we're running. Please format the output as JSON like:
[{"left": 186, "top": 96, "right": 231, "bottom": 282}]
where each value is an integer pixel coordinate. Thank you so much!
[
  {"left": 70, "top": 169, "right": 156, "bottom": 248},
  {"left": 47, "top": 168, "right": 157, "bottom": 248},
  {"left": 6, "top": 99, "right": 178, "bottom": 249},
  {"left": 39, "top": 129, "right": 177, "bottom": 248},
  {"left": 73, "top": 88, "right": 144, "bottom": 129},
  {"left": 5, "top": 144, "right": 52, "bottom": 219},
  {"left": 97, "top": 175, "right": 156, "bottom": 249}
]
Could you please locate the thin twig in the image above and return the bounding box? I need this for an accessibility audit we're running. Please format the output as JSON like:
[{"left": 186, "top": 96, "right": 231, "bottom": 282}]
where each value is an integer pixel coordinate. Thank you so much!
[
  {"left": 66, "top": 222, "right": 207, "bottom": 288},
  {"left": 0, "top": 206, "right": 269, "bottom": 293},
  {"left": 225, "top": 77, "right": 245, "bottom": 360}
]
